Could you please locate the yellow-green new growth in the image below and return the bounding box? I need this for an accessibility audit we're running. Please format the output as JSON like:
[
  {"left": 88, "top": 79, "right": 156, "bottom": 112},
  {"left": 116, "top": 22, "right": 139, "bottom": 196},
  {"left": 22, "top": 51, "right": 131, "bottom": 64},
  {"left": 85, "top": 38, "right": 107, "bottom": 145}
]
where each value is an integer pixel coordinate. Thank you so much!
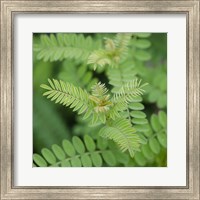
[
  {"left": 40, "top": 78, "right": 148, "bottom": 157},
  {"left": 90, "top": 82, "right": 113, "bottom": 113},
  {"left": 87, "top": 33, "right": 132, "bottom": 70}
]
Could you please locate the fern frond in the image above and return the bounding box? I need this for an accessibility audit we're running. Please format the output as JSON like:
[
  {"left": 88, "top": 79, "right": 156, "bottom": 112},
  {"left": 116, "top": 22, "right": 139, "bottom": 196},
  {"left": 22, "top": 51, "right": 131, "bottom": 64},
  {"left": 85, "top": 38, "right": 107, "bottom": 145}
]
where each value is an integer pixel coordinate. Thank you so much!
[
  {"left": 131, "top": 33, "right": 152, "bottom": 62},
  {"left": 121, "top": 96, "right": 149, "bottom": 132},
  {"left": 87, "top": 50, "right": 112, "bottom": 70},
  {"left": 91, "top": 82, "right": 108, "bottom": 97},
  {"left": 99, "top": 118, "right": 141, "bottom": 157},
  {"left": 107, "top": 64, "right": 137, "bottom": 93},
  {"left": 104, "top": 38, "right": 116, "bottom": 51},
  {"left": 41, "top": 79, "right": 112, "bottom": 125},
  {"left": 132, "top": 111, "right": 167, "bottom": 167},
  {"left": 150, "top": 112, "right": 167, "bottom": 148},
  {"left": 114, "top": 33, "right": 132, "bottom": 48},
  {"left": 113, "top": 79, "right": 148, "bottom": 103},
  {"left": 87, "top": 33, "right": 132, "bottom": 70},
  {"left": 34, "top": 33, "right": 101, "bottom": 62},
  {"left": 40, "top": 79, "right": 94, "bottom": 119},
  {"left": 33, "top": 135, "right": 117, "bottom": 167},
  {"left": 139, "top": 64, "right": 167, "bottom": 109},
  {"left": 106, "top": 101, "right": 127, "bottom": 120},
  {"left": 114, "top": 33, "right": 132, "bottom": 59}
]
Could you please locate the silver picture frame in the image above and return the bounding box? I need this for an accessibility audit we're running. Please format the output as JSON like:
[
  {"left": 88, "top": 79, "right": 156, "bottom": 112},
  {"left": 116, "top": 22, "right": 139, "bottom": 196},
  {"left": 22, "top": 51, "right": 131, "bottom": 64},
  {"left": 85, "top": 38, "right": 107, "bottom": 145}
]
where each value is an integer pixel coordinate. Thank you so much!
[{"left": 0, "top": 1, "right": 199, "bottom": 199}]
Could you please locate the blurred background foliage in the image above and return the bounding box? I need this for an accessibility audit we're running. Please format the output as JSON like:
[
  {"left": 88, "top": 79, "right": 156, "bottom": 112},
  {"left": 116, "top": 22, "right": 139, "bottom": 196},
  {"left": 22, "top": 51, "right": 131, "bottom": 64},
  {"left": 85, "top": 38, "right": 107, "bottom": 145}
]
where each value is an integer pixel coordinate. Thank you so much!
[{"left": 33, "top": 33, "right": 167, "bottom": 167}]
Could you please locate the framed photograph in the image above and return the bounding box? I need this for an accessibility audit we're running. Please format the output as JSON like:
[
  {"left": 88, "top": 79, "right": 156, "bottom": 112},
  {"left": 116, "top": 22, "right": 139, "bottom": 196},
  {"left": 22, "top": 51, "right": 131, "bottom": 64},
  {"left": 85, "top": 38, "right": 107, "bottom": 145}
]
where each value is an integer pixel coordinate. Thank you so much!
[{"left": 1, "top": 0, "right": 199, "bottom": 199}]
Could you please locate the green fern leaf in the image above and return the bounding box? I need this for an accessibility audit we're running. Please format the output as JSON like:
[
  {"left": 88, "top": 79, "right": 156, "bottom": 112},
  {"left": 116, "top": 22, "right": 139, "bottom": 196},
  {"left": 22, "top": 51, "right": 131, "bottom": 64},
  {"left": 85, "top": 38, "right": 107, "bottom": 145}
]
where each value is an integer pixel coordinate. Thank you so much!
[
  {"left": 134, "top": 50, "right": 151, "bottom": 61},
  {"left": 87, "top": 49, "right": 112, "bottom": 70},
  {"left": 114, "top": 33, "right": 132, "bottom": 60},
  {"left": 150, "top": 114, "right": 162, "bottom": 132},
  {"left": 81, "top": 154, "right": 92, "bottom": 167},
  {"left": 61, "top": 160, "right": 71, "bottom": 167},
  {"left": 71, "top": 157, "right": 82, "bottom": 167},
  {"left": 52, "top": 144, "right": 66, "bottom": 160},
  {"left": 34, "top": 33, "right": 101, "bottom": 62},
  {"left": 132, "top": 118, "right": 148, "bottom": 125},
  {"left": 113, "top": 79, "right": 148, "bottom": 103},
  {"left": 102, "top": 151, "right": 117, "bottom": 166},
  {"left": 97, "top": 137, "right": 108, "bottom": 150},
  {"left": 84, "top": 135, "right": 96, "bottom": 152},
  {"left": 157, "top": 132, "right": 167, "bottom": 148},
  {"left": 107, "top": 64, "right": 137, "bottom": 93},
  {"left": 134, "top": 33, "right": 151, "bottom": 38},
  {"left": 149, "top": 138, "right": 161, "bottom": 155},
  {"left": 158, "top": 111, "right": 167, "bottom": 128},
  {"left": 72, "top": 136, "right": 85, "bottom": 154},
  {"left": 62, "top": 140, "right": 76, "bottom": 157},
  {"left": 132, "top": 39, "right": 151, "bottom": 49},
  {"left": 87, "top": 33, "right": 132, "bottom": 70},
  {"left": 91, "top": 82, "right": 108, "bottom": 97},
  {"left": 41, "top": 79, "right": 94, "bottom": 119},
  {"left": 41, "top": 148, "right": 56, "bottom": 165},
  {"left": 33, "top": 154, "right": 47, "bottom": 167},
  {"left": 131, "top": 111, "right": 167, "bottom": 167},
  {"left": 99, "top": 118, "right": 141, "bottom": 157},
  {"left": 130, "top": 111, "right": 146, "bottom": 118},
  {"left": 90, "top": 152, "right": 103, "bottom": 167},
  {"left": 134, "top": 152, "right": 147, "bottom": 166},
  {"left": 141, "top": 144, "right": 154, "bottom": 161},
  {"left": 33, "top": 136, "right": 116, "bottom": 167},
  {"left": 129, "top": 102, "right": 144, "bottom": 110},
  {"left": 114, "top": 33, "right": 132, "bottom": 48},
  {"left": 106, "top": 101, "right": 127, "bottom": 120}
]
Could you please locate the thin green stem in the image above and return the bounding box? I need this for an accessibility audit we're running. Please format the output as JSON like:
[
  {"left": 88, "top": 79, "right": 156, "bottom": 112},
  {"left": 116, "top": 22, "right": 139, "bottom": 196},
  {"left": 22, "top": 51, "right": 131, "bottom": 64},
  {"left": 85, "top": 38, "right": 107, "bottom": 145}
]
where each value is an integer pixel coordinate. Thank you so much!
[{"left": 49, "top": 150, "right": 110, "bottom": 167}]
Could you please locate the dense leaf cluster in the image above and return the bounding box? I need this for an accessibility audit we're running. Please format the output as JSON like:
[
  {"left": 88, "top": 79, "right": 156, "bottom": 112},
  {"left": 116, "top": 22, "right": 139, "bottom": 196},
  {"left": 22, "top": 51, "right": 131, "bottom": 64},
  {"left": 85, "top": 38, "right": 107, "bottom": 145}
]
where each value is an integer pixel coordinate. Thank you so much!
[{"left": 33, "top": 33, "right": 167, "bottom": 167}]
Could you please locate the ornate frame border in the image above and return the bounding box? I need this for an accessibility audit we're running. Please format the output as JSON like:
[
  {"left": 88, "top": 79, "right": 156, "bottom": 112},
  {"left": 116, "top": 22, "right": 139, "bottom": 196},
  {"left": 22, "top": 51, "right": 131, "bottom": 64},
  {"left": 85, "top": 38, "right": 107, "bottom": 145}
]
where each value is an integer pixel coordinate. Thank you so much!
[{"left": 1, "top": 1, "right": 199, "bottom": 199}]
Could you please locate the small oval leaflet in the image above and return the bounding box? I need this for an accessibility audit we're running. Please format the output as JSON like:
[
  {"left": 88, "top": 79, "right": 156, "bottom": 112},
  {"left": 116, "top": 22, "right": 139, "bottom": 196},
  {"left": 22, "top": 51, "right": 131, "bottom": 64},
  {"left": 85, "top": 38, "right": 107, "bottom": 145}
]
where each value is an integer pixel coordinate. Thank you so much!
[
  {"left": 135, "top": 33, "right": 151, "bottom": 38},
  {"left": 158, "top": 111, "right": 167, "bottom": 128},
  {"left": 84, "top": 134, "right": 96, "bottom": 152},
  {"left": 132, "top": 118, "right": 148, "bottom": 125},
  {"left": 71, "top": 157, "right": 82, "bottom": 167},
  {"left": 130, "top": 111, "right": 146, "bottom": 119},
  {"left": 157, "top": 94, "right": 167, "bottom": 109},
  {"left": 91, "top": 152, "right": 103, "bottom": 167},
  {"left": 62, "top": 140, "right": 76, "bottom": 157},
  {"left": 134, "top": 50, "right": 151, "bottom": 61},
  {"left": 97, "top": 137, "right": 108, "bottom": 150},
  {"left": 129, "top": 102, "right": 144, "bottom": 110},
  {"left": 102, "top": 151, "right": 116, "bottom": 166},
  {"left": 81, "top": 154, "right": 92, "bottom": 167},
  {"left": 72, "top": 136, "right": 86, "bottom": 154},
  {"left": 149, "top": 138, "right": 161, "bottom": 155},
  {"left": 150, "top": 114, "right": 162, "bottom": 132},
  {"left": 135, "top": 124, "right": 150, "bottom": 133},
  {"left": 141, "top": 144, "right": 154, "bottom": 161},
  {"left": 148, "top": 89, "right": 161, "bottom": 103},
  {"left": 133, "top": 39, "right": 151, "bottom": 49},
  {"left": 157, "top": 132, "right": 167, "bottom": 148},
  {"left": 61, "top": 160, "right": 71, "bottom": 167},
  {"left": 33, "top": 154, "right": 47, "bottom": 167},
  {"left": 134, "top": 152, "right": 147, "bottom": 166},
  {"left": 52, "top": 144, "right": 66, "bottom": 161},
  {"left": 41, "top": 148, "right": 57, "bottom": 165}
]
